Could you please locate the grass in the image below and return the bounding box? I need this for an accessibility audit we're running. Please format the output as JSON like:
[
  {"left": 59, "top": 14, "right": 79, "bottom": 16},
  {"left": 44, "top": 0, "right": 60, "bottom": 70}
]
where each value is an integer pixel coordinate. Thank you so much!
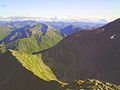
[
  {"left": 11, "top": 50, "right": 57, "bottom": 81},
  {"left": 35, "top": 27, "right": 62, "bottom": 51},
  {"left": 17, "top": 35, "right": 41, "bottom": 53},
  {"left": 0, "top": 32, "right": 10, "bottom": 40},
  {"left": 0, "top": 26, "right": 12, "bottom": 40},
  {"left": 1, "top": 25, "right": 63, "bottom": 53}
]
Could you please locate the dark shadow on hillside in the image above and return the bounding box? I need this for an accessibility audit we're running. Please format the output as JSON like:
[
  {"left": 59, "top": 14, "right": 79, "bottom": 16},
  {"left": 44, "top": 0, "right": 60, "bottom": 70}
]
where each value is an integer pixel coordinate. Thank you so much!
[
  {"left": 0, "top": 51, "right": 63, "bottom": 90},
  {"left": 39, "top": 18, "right": 120, "bottom": 84}
]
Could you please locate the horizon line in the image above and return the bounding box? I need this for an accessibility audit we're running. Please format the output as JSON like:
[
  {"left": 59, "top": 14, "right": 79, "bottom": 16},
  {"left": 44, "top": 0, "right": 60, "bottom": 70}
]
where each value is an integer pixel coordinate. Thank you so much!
[{"left": 0, "top": 16, "right": 117, "bottom": 22}]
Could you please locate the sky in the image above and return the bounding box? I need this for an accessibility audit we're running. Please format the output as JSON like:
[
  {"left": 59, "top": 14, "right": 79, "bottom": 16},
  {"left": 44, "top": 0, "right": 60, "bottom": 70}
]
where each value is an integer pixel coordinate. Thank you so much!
[{"left": 0, "top": 0, "right": 120, "bottom": 20}]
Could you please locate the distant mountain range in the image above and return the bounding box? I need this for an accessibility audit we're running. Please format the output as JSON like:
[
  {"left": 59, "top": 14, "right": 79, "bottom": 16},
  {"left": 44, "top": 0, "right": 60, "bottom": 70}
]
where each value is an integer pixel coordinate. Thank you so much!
[
  {"left": 0, "top": 16, "right": 108, "bottom": 22},
  {"left": 0, "top": 20, "right": 107, "bottom": 53},
  {"left": 44, "top": 21, "right": 107, "bottom": 30}
]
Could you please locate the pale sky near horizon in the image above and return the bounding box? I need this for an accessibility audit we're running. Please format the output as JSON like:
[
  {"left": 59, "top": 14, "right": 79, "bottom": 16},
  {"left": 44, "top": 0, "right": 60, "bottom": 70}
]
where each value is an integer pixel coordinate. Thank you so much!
[{"left": 0, "top": 0, "right": 119, "bottom": 20}]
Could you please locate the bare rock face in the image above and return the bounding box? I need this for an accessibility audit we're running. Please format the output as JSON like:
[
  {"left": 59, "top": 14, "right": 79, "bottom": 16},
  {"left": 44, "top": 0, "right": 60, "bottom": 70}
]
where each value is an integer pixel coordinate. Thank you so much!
[{"left": 39, "top": 18, "right": 120, "bottom": 84}]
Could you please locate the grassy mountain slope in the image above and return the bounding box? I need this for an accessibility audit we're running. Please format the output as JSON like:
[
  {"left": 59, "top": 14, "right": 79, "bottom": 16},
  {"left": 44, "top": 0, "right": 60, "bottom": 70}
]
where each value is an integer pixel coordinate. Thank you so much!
[
  {"left": 0, "top": 24, "right": 63, "bottom": 53},
  {"left": 0, "top": 50, "right": 62, "bottom": 90},
  {"left": 15, "top": 26, "right": 62, "bottom": 53},
  {"left": 0, "top": 26, "right": 13, "bottom": 40},
  {"left": 11, "top": 50, "right": 57, "bottom": 81},
  {"left": 35, "top": 26, "right": 63, "bottom": 51}
]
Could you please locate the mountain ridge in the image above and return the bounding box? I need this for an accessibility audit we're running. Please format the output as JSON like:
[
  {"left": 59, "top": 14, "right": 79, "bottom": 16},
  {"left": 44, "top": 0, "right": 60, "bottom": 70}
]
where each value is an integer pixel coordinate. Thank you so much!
[
  {"left": 34, "top": 18, "right": 120, "bottom": 84},
  {"left": 0, "top": 23, "right": 63, "bottom": 53},
  {"left": 0, "top": 18, "right": 120, "bottom": 90}
]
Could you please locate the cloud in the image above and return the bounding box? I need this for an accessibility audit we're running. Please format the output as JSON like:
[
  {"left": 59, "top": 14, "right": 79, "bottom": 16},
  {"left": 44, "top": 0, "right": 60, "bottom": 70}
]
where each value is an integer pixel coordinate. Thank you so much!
[{"left": 0, "top": 4, "right": 7, "bottom": 7}]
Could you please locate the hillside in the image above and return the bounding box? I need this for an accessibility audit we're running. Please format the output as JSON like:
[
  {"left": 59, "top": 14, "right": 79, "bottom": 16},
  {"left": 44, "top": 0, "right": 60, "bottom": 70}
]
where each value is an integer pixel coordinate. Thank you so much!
[
  {"left": 45, "top": 21, "right": 106, "bottom": 30},
  {"left": 11, "top": 50, "right": 57, "bottom": 81},
  {"left": 0, "top": 50, "right": 62, "bottom": 90},
  {"left": 0, "top": 26, "right": 13, "bottom": 40},
  {"left": 0, "top": 50, "right": 120, "bottom": 90},
  {"left": 0, "top": 19, "right": 120, "bottom": 90},
  {"left": 33, "top": 18, "right": 120, "bottom": 84},
  {"left": 0, "top": 24, "right": 62, "bottom": 53},
  {"left": 61, "top": 25, "right": 82, "bottom": 36},
  {"left": 63, "top": 79, "right": 120, "bottom": 90}
]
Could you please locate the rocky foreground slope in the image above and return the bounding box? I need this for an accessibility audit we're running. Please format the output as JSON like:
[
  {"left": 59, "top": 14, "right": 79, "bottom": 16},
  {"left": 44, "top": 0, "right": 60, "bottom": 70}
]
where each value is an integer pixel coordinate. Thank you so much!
[{"left": 0, "top": 50, "right": 120, "bottom": 90}]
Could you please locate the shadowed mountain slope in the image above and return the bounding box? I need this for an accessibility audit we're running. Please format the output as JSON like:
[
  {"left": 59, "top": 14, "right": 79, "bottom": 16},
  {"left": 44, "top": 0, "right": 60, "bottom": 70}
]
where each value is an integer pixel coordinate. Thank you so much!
[
  {"left": 34, "top": 18, "right": 120, "bottom": 84},
  {"left": 0, "top": 51, "right": 120, "bottom": 90},
  {"left": 0, "top": 51, "right": 62, "bottom": 90},
  {"left": 61, "top": 25, "right": 82, "bottom": 36}
]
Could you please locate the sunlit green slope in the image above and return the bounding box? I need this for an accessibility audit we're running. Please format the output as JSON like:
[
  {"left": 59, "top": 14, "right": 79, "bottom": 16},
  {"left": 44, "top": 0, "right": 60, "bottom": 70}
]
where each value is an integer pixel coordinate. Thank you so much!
[
  {"left": 0, "top": 24, "right": 63, "bottom": 53},
  {"left": 17, "top": 26, "right": 62, "bottom": 53},
  {"left": 10, "top": 50, "right": 57, "bottom": 81},
  {"left": 0, "top": 26, "right": 13, "bottom": 40}
]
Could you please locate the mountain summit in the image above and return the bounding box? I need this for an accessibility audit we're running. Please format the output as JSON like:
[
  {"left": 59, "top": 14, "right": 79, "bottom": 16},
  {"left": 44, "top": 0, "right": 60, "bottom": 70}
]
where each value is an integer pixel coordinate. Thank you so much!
[{"left": 101, "top": 18, "right": 120, "bottom": 32}]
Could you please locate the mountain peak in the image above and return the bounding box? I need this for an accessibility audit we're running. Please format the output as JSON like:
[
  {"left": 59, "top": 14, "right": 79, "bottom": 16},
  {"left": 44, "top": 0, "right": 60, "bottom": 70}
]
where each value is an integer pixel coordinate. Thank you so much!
[
  {"left": 101, "top": 18, "right": 120, "bottom": 33},
  {"left": 107, "top": 18, "right": 120, "bottom": 26},
  {"left": 114, "top": 18, "right": 120, "bottom": 22}
]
